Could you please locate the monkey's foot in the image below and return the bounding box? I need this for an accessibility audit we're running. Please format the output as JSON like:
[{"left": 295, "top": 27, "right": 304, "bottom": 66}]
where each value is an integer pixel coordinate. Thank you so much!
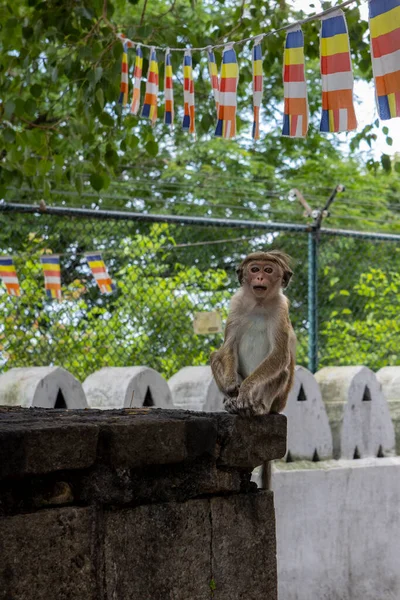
[{"left": 223, "top": 396, "right": 253, "bottom": 417}]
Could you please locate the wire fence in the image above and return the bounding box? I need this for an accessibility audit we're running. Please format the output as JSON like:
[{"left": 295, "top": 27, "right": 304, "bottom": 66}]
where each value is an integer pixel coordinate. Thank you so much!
[{"left": 0, "top": 203, "right": 399, "bottom": 381}]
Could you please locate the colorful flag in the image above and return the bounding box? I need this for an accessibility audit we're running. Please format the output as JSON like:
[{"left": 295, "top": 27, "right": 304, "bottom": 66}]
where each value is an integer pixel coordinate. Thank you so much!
[
  {"left": 182, "top": 49, "right": 195, "bottom": 134},
  {"left": 40, "top": 255, "right": 62, "bottom": 301},
  {"left": 130, "top": 45, "right": 143, "bottom": 115},
  {"left": 215, "top": 44, "right": 239, "bottom": 139},
  {"left": 164, "top": 49, "right": 174, "bottom": 126},
  {"left": 252, "top": 37, "right": 264, "bottom": 140},
  {"left": 282, "top": 26, "right": 309, "bottom": 138},
  {"left": 369, "top": 0, "right": 400, "bottom": 120},
  {"left": 0, "top": 257, "right": 21, "bottom": 297},
  {"left": 141, "top": 47, "right": 159, "bottom": 125},
  {"left": 118, "top": 43, "right": 129, "bottom": 107},
  {"left": 207, "top": 46, "right": 220, "bottom": 115},
  {"left": 319, "top": 10, "right": 357, "bottom": 132},
  {"left": 86, "top": 253, "right": 116, "bottom": 294}
]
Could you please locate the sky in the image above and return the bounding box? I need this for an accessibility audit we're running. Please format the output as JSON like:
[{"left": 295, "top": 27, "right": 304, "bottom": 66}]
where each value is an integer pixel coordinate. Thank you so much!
[{"left": 291, "top": 0, "right": 400, "bottom": 157}]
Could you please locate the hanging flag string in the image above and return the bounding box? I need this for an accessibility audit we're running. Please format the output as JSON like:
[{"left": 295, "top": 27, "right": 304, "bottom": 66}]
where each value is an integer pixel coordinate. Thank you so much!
[
  {"left": 141, "top": 46, "right": 159, "bottom": 126},
  {"left": 40, "top": 255, "right": 62, "bottom": 301},
  {"left": 130, "top": 45, "right": 143, "bottom": 115},
  {"left": 114, "top": 0, "right": 361, "bottom": 53},
  {"left": 0, "top": 257, "right": 21, "bottom": 297},
  {"left": 164, "top": 48, "right": 174, "bottom": 127},
  {"left": 369, "top": 0, "right": 400, "bottom": 120},
  {"left": 215, "top": 44, "right": 239, "bottom": 139},
  {"left": 319, "top": 9, "right": 357, "bottom": 133},
  {"left": 252, "top": 37, "right": 263, "bottom": 140},
  {"left": 282, "top": 26, "right": 309, "bottom": 138},
  {"left": 182, "top": 49, "right": 195, "bottom": 135},
  {"left": 207, "top": 47, "right": 220, "bottom": 116}
]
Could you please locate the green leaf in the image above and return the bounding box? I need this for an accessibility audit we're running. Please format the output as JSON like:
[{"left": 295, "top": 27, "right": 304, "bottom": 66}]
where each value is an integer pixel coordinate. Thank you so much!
[
  {"left": 38, "top": 160, "right": 52, "bottom": 176},
  {"left": 30, "top": 84, "right": 42, "bottom": 98},
  {"left": 23, "top": 158, "right": 37, "bottom": 177},
  {"left": 99, "top": 112, "right": 114, "bottom": 127},
  {"left": 145, "top": 140, "right": 159, "bottom": 157},
  {"left": 90, "top": 173, "right": 104, "bottom": 191},
  {"left": 3, "top": 128, "right": 16, "bottom": 144},
  {"left": 94, "top": 66, "right": 103, "bottom": 83},
  {"left": 386, "top": 136, "right": 393, "bottom": 146},
  {"left": 95, "top": 88, "right": 104, "bottom": 110},
  {"left": 381, "top": 154, "right": 391, "bottom": 172},
  {"left": 4, "top": 99, "right": 16, "bottom": 120},
  {"left": 382, "top": 126, "right": 389, "bottom": 135}
]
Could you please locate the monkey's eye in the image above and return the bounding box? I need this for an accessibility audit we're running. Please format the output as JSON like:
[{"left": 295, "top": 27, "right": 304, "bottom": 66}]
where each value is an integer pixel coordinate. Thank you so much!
[
  {"left": 264, "top": 267, "right": 273, "bottom": 274},
  {"left": 250, "top": 266, "right": 260, "bottom": 273}
]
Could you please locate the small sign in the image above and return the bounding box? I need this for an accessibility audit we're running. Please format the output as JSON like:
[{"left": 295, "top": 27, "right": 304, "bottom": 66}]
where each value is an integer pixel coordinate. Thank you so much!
[{"left": 193, "top": 311, "right": 223, "bottom": 335}]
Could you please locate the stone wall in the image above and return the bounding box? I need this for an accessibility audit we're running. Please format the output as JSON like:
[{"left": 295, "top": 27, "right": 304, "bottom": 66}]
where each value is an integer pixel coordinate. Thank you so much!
[{"left": 0, "top": 407, "right": 286, "bottom": 600}]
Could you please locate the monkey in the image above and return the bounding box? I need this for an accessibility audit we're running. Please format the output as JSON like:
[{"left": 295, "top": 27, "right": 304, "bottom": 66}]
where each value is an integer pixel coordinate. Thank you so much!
[{"left": 210, "top": 250, "right": 296, "bottom": 418}]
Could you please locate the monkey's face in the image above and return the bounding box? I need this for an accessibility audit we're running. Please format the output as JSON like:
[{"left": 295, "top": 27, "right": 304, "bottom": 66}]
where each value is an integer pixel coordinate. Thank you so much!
[{"left": 245, "top": 261, "right": 283, "bottom": 299}]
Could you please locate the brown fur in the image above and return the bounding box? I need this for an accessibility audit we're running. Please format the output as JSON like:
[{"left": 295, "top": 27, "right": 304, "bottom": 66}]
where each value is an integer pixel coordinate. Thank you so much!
[{"left": 210, "top": 250, "right": 296, "bottom": 418}]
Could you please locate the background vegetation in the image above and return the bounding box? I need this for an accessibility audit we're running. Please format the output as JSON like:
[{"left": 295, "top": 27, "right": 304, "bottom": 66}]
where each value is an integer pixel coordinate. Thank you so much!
[{"left": 0, "top": 0, "right": 399, "bottom": 378}]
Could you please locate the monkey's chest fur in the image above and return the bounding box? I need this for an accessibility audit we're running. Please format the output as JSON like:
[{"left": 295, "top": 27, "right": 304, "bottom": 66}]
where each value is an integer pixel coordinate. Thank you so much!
[{"left": 237, "top": 313, "right": 274, "bottom": 379}]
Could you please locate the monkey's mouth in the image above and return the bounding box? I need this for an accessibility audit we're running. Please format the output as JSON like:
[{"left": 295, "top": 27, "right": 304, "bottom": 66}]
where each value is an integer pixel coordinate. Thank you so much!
[{"left": 253, "top": 285, "right": 267, "bottom": 291}]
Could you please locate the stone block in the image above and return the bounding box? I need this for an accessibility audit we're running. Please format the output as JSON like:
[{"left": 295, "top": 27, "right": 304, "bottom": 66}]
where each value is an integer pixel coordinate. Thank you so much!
[
  {"left": 104, "top": 500, "right": 212, "bottom": 600},
  {"left": 0, "top": 507, "right": 97, "bottom": 600},
  {"left": 377, "top": 367, "right": 400, "bottom": 455},
  {"left": 315, "top": 366, "right": 395, "bottom": 459},
  {"left": 284, "top": 366, "right": 333, "bottom": 461},
  {"left": 0, "top": 420, "right": 99, "bottom": 478},
  {"left": 0, "top": 366, "right": 87, "bottom": 408},
  {"left": 83, "top": 366, "right": 172, "bottom": 409},
  {"left": 211, "top": 491, "right": 277, "bottom": 600},
  {"left": 169, "top": 366, "right": 224, "bottom": 411},
  {"left": 217, "top": 413, "right": 287, "bottom": 468}
]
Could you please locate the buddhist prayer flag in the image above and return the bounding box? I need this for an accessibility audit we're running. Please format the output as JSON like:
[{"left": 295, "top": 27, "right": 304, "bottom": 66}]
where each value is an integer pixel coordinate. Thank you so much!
[
  {"left": 0, "top": 257, "right": 21, "bottom": 297},
  {"left": 141, "top": 47, "right": 159, "bottom": 125},
  {"left": 40, "top": 255, "right": 62, "bottom": 301},
  {"left": 164, "top": 49, "right": 174, "bottom": 126},
  {"left": 182, "top": 49, "right": 195, "bottom": 134},
  {"left": 207, "top": 47, "right": 220, "bottom": 115},
  {"left": 282, "top": 26, "right": 308, "bottom": 137},
  {"left": 130, "top": 45, "right": 143, "bottom": 115},
  {"left": 86, "top": 253, "right": 116, "bottom": 294},
  {"left": 215, "top": 44, "right": 239, "bottom": 139},
  {"left": 369, "top": 0, "right": 400, "bottom": 120},
  {"left": 319, "top": 10, "right": 357, "bottom": 132},
  {"left": 118, "top": 43, "right": 129, "bottom": 107},
  {"left": 252, "top": 38, "right": 264, "bottom": 140}
]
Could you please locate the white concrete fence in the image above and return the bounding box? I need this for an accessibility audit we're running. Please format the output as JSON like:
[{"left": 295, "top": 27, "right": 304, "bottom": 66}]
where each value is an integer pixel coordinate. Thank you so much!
[{"left": 1, "top": 362, "right": 400, "bottom": 599}]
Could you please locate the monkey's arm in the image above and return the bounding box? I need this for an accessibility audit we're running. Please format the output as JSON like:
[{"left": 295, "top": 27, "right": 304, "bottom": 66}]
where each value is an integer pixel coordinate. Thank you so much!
[{"left": 210, "top": 319, "right": 241, "bottom": 398}]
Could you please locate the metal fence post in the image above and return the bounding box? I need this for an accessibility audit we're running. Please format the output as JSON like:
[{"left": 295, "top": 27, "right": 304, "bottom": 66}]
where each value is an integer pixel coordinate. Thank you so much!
[{"left": 308, "top": 229, "right": 318, "bottom": 373}]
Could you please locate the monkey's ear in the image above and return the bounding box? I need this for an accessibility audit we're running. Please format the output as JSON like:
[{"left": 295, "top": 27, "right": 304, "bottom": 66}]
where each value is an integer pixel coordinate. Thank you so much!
[
  {"left": 282, "top": 269, "right": 293, "bottom": 289},
  {"left": 236, "top": 265, "right": 244, "bottom": 285}
]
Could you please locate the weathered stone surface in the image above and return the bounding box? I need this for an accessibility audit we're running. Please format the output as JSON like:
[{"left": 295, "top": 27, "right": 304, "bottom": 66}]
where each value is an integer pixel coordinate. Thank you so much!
[
  {"left": 169, "top": 366, "right": 224, "bottom": 412},
  {"left": 104, "top": 500, "right": 212, "bottom": 600},
  {"left": 0, "top": 420, "right": 99, "bottom": 478},
  {"left": 0, "top": 366, "right": 87, "bottom": 408},
  {"left": 217, "top": 413, "right": 287, "bottom": 468},
  {"left": 0, "top": 507, "right": 97, "bottom": 600},
  {"left": 284, "top": 366, "right": 333, "bottom": 460},
  {"left": 0, "top": 408, "right": 286, "bottom": 477},
  {"left": 315, "top": 366, "right": 395, "bottom": 459},
  {"left": 211, "top": 491, "right": 277, "bottom": 600},
  {"left": 83, "top": 366, "right": 173, "bottom": 409}
]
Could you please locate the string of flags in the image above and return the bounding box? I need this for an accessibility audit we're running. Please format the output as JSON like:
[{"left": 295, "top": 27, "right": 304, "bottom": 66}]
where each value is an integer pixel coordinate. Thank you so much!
[
  {"left": 115, "top": 0, "right": 400, "bottom": 138},
  {"left": 0, "top": 253, "right": 116, "bottom": 300}
]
